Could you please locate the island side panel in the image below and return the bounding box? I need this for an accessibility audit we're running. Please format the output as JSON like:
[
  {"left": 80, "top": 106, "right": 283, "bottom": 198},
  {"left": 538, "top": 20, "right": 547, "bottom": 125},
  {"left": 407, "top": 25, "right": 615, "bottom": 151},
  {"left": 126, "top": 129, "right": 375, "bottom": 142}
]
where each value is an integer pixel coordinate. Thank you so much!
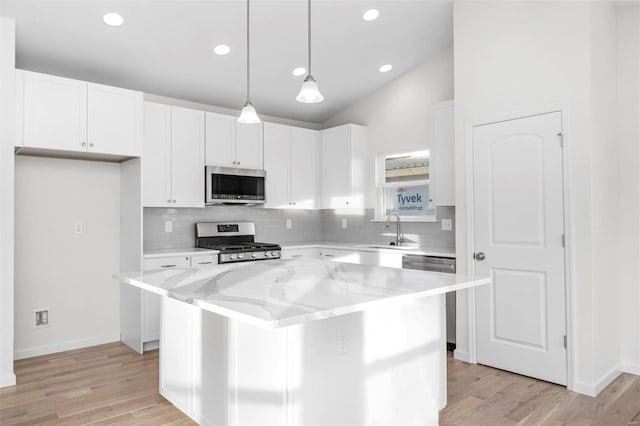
[{"left": 229, "top": 295, "right": 445, "bottom": 426}]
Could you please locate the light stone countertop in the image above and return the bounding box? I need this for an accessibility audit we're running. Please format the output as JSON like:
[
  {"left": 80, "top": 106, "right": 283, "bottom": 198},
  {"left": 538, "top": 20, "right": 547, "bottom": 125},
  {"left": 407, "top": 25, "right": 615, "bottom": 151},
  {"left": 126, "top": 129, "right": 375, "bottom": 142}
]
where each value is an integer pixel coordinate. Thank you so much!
[
  {"left": 281, "top": 241, "right": 456, "bottom": 258},
  {"left": 115, "top": 258, "right": 488, "bottom": 329}
]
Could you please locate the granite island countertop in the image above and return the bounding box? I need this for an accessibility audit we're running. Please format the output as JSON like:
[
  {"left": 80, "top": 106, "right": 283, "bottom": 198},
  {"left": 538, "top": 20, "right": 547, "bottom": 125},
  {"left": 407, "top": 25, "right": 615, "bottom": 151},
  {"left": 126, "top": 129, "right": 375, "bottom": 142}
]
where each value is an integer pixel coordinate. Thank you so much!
[{"left": 115, "top": 258, "right": 488, "bottom": 329}]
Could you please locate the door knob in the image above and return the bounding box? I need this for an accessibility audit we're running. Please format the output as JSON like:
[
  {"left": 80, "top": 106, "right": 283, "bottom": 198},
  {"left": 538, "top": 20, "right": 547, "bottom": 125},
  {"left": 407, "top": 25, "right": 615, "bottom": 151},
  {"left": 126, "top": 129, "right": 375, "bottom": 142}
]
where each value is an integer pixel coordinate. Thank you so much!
[{"left": 474, "top": 252, "right": 486, "bottom": 261}]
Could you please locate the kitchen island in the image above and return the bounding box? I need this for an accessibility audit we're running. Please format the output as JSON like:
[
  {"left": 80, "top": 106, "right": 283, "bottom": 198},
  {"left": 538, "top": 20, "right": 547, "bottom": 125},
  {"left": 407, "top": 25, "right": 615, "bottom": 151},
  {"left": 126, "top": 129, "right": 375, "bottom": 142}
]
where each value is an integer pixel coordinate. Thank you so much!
[{"left": 115, "top": 258, "right": 489, "bottom": 426}]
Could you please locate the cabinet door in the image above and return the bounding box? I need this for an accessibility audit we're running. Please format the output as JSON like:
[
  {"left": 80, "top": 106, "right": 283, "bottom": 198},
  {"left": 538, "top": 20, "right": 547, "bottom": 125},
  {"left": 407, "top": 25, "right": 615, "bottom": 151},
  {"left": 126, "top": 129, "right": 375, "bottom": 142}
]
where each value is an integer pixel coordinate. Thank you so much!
[
  {"left": 142, "top": 102, "right": 172, "bottom": 207},
  {"left": 87, "top": 83, "right": 142, "bottom": 156},
  {"left": 263, "top": 123, "right": 291, "bottom": 208},
  {"left": 321, "top": 126, "right": 352, "bottom": 208},
  {"left": 430, "top": 101, "right": 455, "bottom": 206},
  {"left": 171, "top": 107, "right": 205, "bottom": 208},
  {"left": 22, "top": 71, "right": 87, "bottom": 152},
  {"left": 348, "top": 125, "right": 370, "bottom": 209},
  {"left": 236, "top": 122, "right": 264, "bottom": 169},
  {"left": 291, "top": 127, "right": 319, "bottom": 209},
  {"left": 205, "top": 112, "right": 236, "bottom": 167}
]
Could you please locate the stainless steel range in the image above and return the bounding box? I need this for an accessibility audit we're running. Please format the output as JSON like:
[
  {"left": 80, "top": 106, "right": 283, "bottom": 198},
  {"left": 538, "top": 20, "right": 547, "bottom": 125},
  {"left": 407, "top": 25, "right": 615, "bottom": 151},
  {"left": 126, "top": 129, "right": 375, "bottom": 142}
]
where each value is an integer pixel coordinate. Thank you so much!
[{"left": 195, "top": 222, "right": 281, "bottom": 264}]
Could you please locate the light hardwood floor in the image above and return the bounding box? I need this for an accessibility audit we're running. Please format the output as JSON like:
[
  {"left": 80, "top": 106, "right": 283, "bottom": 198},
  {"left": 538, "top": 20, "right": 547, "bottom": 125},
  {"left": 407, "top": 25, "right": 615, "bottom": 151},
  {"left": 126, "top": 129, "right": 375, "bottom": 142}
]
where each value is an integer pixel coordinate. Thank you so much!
[{"left": 1, "top": 342, "right": 639, "bottom": 425}]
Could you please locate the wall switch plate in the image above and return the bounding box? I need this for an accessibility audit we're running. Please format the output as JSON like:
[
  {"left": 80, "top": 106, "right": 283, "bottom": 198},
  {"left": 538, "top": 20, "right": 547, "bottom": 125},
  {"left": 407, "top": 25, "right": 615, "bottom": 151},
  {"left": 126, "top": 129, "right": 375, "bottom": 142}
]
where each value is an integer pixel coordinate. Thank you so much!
[
  {"left": 165, "top": 221, "right": 173, "bottom": 233},
  {"left": 442, "top": 219, "right": 453, "bottom": 231},
  {"left": 286, "top": 219, "right": 292, "bottom": 229},
  {"left": 341, "top": 219, "right": 348, "bottom": 229},
  {"left": 35, "top": 309, "right": 49, "bottom": 327},
  {"left": 73, "top": 222, "right": 83, "bottom": 234},
  {"left": 336, "top": 329, "right": 349, "bottom": 355}
]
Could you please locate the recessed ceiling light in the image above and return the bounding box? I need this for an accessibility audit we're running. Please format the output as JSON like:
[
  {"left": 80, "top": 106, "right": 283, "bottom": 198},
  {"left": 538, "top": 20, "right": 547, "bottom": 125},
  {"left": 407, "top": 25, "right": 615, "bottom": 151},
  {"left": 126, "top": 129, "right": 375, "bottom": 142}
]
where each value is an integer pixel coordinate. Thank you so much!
[
  {"left": 103, "top": 12, "right": 124, "bottom": 27},
  {"left": 363, "top": 9, "right": 380, "bottom": 21},
  {"left": 214, "top": 44, "right": 231, "bottom": 55},
  {"left": 379, "top": 64, "right": 393, "bottom": 73},
  {"left": 292, "top": 67, "right": 306, "bottom": 77}
]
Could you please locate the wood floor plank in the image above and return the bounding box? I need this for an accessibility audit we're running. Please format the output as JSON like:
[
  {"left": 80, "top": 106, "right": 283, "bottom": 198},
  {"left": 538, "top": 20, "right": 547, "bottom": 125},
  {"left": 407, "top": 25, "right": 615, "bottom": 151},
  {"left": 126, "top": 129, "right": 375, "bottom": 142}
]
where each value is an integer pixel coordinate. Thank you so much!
[{"left": 2, "top": 343, "right": 640, "bottom": 425}]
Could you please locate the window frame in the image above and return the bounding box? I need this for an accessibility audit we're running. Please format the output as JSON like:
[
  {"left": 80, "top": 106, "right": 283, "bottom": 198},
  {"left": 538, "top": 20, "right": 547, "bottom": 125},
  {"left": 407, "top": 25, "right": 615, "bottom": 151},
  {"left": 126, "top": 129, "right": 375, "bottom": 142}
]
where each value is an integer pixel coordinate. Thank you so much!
[{"left": 373, "top": 149, "right": 437, "bottom": 223}]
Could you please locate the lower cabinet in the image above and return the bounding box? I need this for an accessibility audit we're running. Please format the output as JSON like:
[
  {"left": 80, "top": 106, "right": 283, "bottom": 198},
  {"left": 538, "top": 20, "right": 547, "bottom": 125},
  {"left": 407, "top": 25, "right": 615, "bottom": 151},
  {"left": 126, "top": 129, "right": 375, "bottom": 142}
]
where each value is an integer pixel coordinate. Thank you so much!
[
  {"left": 318, "top": 247, "right": 403, "bottom": 269},
  {"left": 139, "top": 253, "right": 217, "bottom": 351},
  {"left": 280, "top": 247, "right": 320, "bottom": 259}
]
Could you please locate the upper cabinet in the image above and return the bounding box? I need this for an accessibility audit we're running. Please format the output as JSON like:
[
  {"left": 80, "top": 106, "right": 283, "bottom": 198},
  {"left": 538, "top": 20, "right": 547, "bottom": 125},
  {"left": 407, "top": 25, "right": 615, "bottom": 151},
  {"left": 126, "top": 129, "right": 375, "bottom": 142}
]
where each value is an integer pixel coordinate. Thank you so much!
[
  {"left": 321, "top": 124, "right": 370, "bottom": 209},
  {"left": 143, "top": 102, "right": 205, "bottom": 208},
  {"left": 16, "top": 70, "right": 142, "bottom": 157},
  {"left": 429, "top": 100, "right": 455, "bottom": 206},
  {"left": 205, "top": 112, "right": 263, "bottom": 170},
  {"left": 263, "top": 123, "right": 319, "bottom": 209}
]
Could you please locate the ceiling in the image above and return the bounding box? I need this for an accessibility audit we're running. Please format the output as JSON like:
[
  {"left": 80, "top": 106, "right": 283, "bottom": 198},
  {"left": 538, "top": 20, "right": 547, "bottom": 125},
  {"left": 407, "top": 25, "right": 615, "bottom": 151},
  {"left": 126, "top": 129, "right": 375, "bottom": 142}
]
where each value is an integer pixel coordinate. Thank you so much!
[{"left": 1, "top": 0, "right": 453, "bottom": 124}]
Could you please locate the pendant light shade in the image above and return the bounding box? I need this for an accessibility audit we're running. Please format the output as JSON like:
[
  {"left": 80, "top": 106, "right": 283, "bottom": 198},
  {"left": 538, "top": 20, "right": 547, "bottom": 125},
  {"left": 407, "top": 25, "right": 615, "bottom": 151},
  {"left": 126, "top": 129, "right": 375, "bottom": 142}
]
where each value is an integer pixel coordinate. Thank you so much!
[
  {"left": 297, "top": 0, "right": 324, "bottom": 103},
  {"left": 238, "top": 0, "right": 261, "bottom": 123},
  {"left": 238, "top": 102, "right": 260, "bottom": 124}
]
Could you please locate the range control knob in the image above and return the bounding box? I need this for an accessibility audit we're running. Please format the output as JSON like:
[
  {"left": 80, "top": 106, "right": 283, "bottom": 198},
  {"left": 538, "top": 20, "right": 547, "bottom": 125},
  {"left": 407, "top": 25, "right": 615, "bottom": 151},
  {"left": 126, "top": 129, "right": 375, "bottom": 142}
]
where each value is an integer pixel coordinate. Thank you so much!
[
  {"left": 264, "top": 252, "right": 271, "bottom": 257},
  {"left": 271, "top": 251, "right": 279, "bottom": 257},
  {"left": 238, "top": 253, "right": 244, "bottom": 259},
  {"left": 230, "top": 254, "right": 237, "bottom": 260},
  {"left": 251, "top": 253, "right": 257, "bottom": 258}
]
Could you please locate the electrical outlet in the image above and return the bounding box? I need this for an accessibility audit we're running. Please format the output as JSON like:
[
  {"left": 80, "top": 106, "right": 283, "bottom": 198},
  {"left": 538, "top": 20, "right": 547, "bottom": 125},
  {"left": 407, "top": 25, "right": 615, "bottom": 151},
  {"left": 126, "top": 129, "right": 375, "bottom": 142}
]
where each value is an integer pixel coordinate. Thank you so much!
[
  {"left": 341, "top": 219, "right": 348, "bottom": 229},
  {"left": 74, "top": 222, "right": 83, "bottom": 234},
  {"left": 441, "top": 219, "right": 453, "bottom": 231},
  {"left": 165, "top": 221, "right": 173, "bottom": 233},
  {"left": 336, "top": 329, "right": 349, "bottom": 355},
  {"left": 286, "top": 219, "right": 292, "bottom": 229},
  {"left": 35, "top": 309, "right": 49, "bottom": 327}
]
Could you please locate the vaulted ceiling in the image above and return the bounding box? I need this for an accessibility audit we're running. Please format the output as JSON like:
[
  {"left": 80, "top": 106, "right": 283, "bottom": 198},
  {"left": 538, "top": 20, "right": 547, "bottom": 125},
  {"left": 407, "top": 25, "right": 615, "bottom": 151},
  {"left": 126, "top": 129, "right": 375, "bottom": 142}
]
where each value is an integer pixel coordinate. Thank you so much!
[{"left": 1, "top": 0, "right": 453, "bottom": 123}]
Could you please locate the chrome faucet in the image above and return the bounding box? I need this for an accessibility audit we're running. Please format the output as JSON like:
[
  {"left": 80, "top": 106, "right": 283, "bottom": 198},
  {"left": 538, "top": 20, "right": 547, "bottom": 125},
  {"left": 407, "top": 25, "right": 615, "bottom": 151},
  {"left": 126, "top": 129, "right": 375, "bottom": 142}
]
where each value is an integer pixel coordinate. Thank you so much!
[{"left": 386, "top": 213, "right": 404, "bottom": 246}]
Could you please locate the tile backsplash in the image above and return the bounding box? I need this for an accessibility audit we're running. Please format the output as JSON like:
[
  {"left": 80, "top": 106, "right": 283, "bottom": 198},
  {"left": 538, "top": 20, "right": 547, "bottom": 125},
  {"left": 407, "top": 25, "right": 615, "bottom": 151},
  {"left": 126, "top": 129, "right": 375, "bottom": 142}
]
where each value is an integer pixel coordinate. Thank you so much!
[{"left": 144, "top": 206, "right": 455, "bottom": 251}]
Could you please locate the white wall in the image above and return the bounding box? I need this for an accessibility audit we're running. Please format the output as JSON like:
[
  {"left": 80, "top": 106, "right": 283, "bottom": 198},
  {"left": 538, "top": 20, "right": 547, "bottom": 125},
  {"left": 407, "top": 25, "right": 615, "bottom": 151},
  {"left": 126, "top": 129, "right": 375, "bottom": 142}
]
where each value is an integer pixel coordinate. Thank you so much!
[
  {"left": 454, "top": 1, "right": 623, "bottom": 395},
  {"left": 0, "top": 17, "right": 16, "bottom": 387},
  {"left": 618, "top": 5, "right": 640, "bottom": 375},
  {"left": 322, "top": 48, "right": 454, "bottom": 203},
  {"left": 14, "top": 156, "right": 121, "bottom": 359}
]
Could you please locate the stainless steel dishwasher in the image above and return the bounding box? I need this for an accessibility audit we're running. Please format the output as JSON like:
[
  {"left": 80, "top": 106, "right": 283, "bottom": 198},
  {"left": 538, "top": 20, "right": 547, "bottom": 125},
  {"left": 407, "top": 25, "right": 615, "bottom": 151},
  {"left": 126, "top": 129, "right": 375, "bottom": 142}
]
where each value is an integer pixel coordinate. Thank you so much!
[{"left": 402, "top": 254, "right": 457, "bottom": 351}]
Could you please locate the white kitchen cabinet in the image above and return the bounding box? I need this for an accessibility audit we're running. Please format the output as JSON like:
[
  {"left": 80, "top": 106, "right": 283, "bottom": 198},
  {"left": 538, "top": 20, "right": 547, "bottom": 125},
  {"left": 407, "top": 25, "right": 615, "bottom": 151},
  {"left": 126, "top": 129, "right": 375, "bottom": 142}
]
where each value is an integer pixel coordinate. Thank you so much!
[
  {"left": 205, "top": 112, "right": 264, "bottom": 169},
  {"left": 263, "top": 123, "right": 319, "bottom": 209},
  {"left": 429, "top": 100, "right": 455, "bottom": 206},
  {"left": 236, "top": 122, "right": 264, "bottom": 169},
  {"left": 142, "top": 255, "right": 191, "bottom": 345},
  {"left": 321, "top": 124, "right": 370, "bottom": 209},
  {"left": 171, "top": 107, "right": 205, "bottom": 207},
  {"left": 17, "top": 70, "right": 142, "bottom": 156},
  {"left": 281, "top": 247, "right": 320, "bottom": 259},
  {"left": 142, "top": 102, "right": 205, "bottom": 208},
  {"left": 87, "top": 83, "right": 142, "bottom": 156},
  {"left": 20, "top": 70, "right": 87, "bottom": 151}
]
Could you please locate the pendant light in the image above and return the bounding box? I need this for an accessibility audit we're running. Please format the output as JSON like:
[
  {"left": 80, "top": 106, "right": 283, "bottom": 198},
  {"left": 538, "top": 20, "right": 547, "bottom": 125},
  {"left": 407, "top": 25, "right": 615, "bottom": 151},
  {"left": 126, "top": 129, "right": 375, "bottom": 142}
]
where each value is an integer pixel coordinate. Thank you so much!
[
  {"left": 296, "top": 0, "right": 324, "bottom": 103},
  {"left": 238, "top": 0, "right": 261, "bottom": 123}
]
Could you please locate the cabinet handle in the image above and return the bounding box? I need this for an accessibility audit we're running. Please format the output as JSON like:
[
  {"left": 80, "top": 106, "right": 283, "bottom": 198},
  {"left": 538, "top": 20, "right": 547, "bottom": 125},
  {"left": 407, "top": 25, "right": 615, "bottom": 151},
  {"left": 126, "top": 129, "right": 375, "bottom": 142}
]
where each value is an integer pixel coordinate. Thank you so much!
[
  {"left": 323, "top": 254, "right": 335, "bottom": 257},
  {"left": 291, "top": 255, "right": 303, "bottom": 258},
  {"left": 167, "top": 199, "right": 171, "bottom": 203},
  {"left": 232, "top": 161, "right": 236, "bottom": 165},
  {"left": 89, "top": 143, "right": 94, "bottom": 148},
  {"left": 161, "top": 264, "right": 177, "bottom": 268},
  {"left": 346, "top": 202, "right": 349, "bottom": 205},
  {"left": 81, "top": 142, "right": 86, "bottom": 147},
  {"left": 237, "top": 162, "right": 240, "bottom": 165},
  {"left": 197, "top": 261, "right": 213, "bottom": 265}
]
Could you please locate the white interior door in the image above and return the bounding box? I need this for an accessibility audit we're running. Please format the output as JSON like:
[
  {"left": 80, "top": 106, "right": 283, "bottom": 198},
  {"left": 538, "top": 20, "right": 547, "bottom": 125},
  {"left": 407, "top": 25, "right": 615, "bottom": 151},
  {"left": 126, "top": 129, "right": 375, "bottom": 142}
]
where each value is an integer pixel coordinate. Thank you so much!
[{"left": 473, "top": 111, "right": 567, "bottom": 385}]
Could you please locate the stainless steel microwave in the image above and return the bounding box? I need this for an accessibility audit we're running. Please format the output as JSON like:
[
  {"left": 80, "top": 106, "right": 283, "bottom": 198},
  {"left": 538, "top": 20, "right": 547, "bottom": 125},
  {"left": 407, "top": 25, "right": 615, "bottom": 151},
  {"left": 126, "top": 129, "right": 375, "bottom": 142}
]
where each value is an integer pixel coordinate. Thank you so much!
[{"left": 205, "top": 166, "right": 266, "bottom": 205}]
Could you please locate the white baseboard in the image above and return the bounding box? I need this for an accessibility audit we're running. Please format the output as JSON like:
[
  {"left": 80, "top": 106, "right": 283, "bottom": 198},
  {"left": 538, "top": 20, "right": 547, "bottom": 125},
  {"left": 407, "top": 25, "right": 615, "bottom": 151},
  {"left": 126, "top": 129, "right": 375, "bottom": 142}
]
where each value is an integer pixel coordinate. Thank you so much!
[
  {"left": 14, "top": 334, "right": 120, "bottom": 360},
  {"left": 453, "top": 349, "right": 471, "bottom": 363},
  {"left": 0, "top": 373, "right": 16, "bottom": 388},
  {"left": 572, "top": 364, "right": 622, "bottom": 397},
  {"left": 622, "top": 361, "right": 640, "bottom": 376}
]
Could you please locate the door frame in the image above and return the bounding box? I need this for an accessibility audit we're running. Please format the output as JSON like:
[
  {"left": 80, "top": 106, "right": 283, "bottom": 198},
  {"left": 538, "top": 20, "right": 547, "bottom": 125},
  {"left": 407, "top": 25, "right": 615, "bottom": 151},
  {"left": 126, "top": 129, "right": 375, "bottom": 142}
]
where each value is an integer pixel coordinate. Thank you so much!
[{"left": 463, "top": 104, "right": 576, "bottom": 391}]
